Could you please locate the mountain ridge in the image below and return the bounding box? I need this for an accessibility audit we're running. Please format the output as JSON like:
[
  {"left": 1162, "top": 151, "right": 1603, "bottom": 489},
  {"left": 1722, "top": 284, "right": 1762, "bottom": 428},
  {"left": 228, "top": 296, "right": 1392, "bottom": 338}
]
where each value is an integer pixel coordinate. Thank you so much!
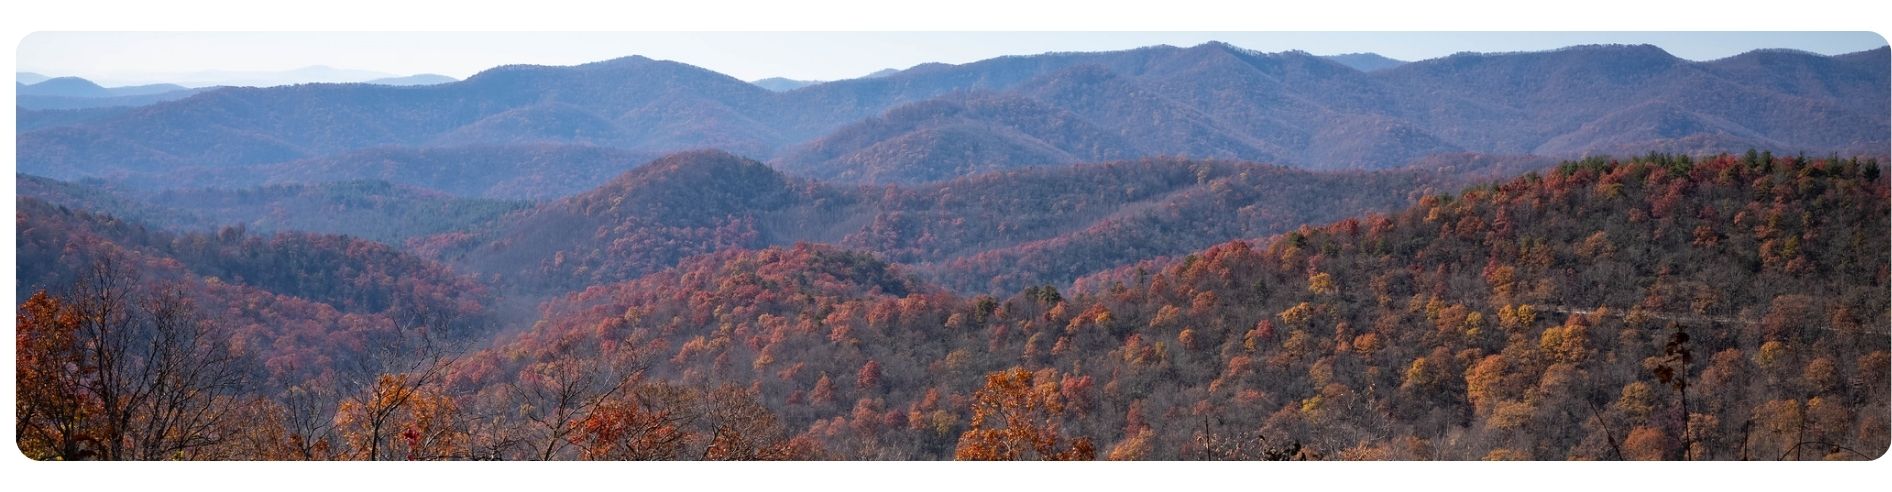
[{"left": 17, "top": 42, "right": 1888, "bottom": 187}]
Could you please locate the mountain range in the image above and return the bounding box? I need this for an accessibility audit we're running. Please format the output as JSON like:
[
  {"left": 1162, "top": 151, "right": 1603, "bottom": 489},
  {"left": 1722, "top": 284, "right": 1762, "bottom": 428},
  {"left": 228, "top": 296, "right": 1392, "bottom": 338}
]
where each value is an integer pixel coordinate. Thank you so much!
[
  {"left": 99, "top": 65, "right": 415, "bottom": 87},
  {"left": 23, "top": 148, "right": 1540, "bottom": 295},
  {"left": 16, "top": 76, "right": 211, "bottom": 110},
  {"left": 15, "top": 72, "right": 462, "bottom": 110},
  {"left": 12, "top": 40, "right": 1890, "bottom": 462},
  {"left": 17, "top": 71, "right": 52, "bottom": 85},
  {"left": 751, "top": 77, "right": 822, "bottom": 92},
  {"left": 19, "top": 43, "right": 1886, "bottom": 191}
]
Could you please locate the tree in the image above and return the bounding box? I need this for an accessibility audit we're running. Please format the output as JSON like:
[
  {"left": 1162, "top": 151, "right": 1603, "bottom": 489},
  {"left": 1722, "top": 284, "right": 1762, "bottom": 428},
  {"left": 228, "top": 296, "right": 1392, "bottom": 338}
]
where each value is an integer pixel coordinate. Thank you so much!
[
  {"left": 953, "top": 368, "right": 1095, "bottom": 460},
  {"left": 332, "top": 360, "right": 457, "bottom": 460},
  {"left": 508, "top": 351, "right": 642, "bottom": 460},
  {"left": 856, "top": 359, "right": 884, "bottom": 390},
  {"left": 15, "top": 291, "right": 91, "bottom": 460},
  {"left": 1649, "top": 328, "right": 1692, "bottom": 459},
  {"left": 698, "top": 386, "right": 821, "bottom": 460},
  {"left": 571, "top": 383, "right": 694, "bottom": 460},
  {"left": 15, "top": 258, "right": 249, "bottom": 460}
]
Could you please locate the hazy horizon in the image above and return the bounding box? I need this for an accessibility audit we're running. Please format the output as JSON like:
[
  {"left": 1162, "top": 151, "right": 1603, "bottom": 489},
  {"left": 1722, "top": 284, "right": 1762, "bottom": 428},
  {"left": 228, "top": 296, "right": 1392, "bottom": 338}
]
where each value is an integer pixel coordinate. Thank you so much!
[{"left": 18, "top": 31, "right": 1889, "bottom": 87}]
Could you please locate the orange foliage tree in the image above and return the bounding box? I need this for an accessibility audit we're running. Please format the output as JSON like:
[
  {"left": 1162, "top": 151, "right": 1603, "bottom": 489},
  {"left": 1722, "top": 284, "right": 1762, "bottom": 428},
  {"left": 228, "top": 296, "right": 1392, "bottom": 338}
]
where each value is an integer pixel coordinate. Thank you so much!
[{"left": 953, "top": 368, "right": 1095, "bottom": 460}]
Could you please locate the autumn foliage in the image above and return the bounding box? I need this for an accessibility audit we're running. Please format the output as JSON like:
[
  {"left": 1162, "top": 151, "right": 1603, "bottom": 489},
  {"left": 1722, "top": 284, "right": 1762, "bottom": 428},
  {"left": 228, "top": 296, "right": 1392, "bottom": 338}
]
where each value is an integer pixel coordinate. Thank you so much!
[{"left": 15, "top": 152, "right": 1890, "bottom": 460}]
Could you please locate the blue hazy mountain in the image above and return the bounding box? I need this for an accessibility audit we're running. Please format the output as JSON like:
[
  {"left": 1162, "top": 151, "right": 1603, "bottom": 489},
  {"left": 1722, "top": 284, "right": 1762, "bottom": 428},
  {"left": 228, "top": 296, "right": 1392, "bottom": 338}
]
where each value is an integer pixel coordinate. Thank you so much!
[
  {"left": 16, "top": 43, "right": 1888, "bottom": 186},
  {"left": 16, "top": 76, "right": 211, "bottom": 110},
  {"left": 1324, "top": 52, "right": 1408, "bottom": 71},
  {"left": 751, "top": 77, "right": 821, "bottom": 91},
  {"left": 364, "top": 73, "right": 459, "bottom": 86}
]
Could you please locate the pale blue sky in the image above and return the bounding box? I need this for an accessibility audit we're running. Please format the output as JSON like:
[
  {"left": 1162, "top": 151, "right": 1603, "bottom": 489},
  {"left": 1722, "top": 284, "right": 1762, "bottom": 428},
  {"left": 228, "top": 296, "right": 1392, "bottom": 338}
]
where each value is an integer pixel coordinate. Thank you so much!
[{"left": 18, "top": 32, "right": 1889, "bottom": 86}]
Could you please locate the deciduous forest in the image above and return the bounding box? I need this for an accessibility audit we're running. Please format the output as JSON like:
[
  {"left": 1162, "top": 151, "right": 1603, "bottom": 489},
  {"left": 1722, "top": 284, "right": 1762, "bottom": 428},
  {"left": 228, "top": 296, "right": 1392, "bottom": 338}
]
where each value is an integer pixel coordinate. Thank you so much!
[
  {"left": 18, "top": 152, "right": 1889, "bottom": 460},
  {"left": 12, "top": 40, "right": 1890, "bottom": 461}
]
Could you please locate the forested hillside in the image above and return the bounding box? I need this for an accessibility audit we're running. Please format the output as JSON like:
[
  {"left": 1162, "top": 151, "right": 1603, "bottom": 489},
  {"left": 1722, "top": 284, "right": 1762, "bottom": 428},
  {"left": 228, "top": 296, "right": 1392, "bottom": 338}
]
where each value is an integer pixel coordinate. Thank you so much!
[
  {"left": 12, "top": 32, "right": 1887, "bottom": 465},
  {"left": 17, "top": 198, "right": 503, "bottom": 392},
  {"left": 429, "top": 150, "right": 1448, "bottom": 294},
  {"left": 451, "top": 153, "right": 1886, "bottom": 460},
  {"left": 20, "top": 152, "right": 1886, "bottom": 460},
  {"left": 19, "top": 175, "right": 529, "bottom": 243}
]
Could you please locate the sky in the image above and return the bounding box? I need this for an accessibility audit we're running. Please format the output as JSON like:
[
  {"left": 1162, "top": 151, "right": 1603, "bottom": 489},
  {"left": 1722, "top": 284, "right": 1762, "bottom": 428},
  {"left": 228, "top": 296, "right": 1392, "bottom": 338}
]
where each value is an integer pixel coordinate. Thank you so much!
[{"left": 17, "top": 31, "right": 1890, "bottom": 87}]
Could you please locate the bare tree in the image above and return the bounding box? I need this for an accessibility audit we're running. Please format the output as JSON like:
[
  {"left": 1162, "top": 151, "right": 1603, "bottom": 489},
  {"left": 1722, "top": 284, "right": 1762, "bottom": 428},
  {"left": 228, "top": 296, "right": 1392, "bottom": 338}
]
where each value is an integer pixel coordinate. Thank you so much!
[
  {"left": 24, "top": 257, "right": 251, "bottom": 460},
  {"left": 124, "top": 285, "right": 247, "bottom": 459},
  {"left": 508, "top": 352, "right": 643, "bottom": 460}
]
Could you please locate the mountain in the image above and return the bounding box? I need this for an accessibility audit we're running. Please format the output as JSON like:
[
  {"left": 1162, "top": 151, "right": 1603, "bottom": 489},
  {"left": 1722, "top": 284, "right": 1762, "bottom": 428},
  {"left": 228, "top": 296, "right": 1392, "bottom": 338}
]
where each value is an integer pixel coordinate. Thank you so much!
[
  {"left": 17, "top": 76, "right": 110, "bottom": 97},
  {"left": 751, "top": 77, "right": 821, "bottom": 91},
  {"left": 146, "top": 181, "right": 529, "bottom": 244},
  {"left": 772, "top": 93, "right": 1146, "bottom": 182},
  {"left": 16, "top": 141, "right": 661, "bottom": 203},
  {"left": 17, "top": 150, "right": 1886, "bottom": 461},
  {"left": 1324, "top": 52, "right": 1408, "bottom": 71},
  {"left": 1375, "top": 44, "right": 1889, "bottom": 157},
  {"left": 268, "top": 144, "right": 658, "bottom": 200},
  {"left": 16, "top": 196, "right": 503, "bottom": 389},
  {"left": 138, "top": 65, "right": 402, "bottom": 87},
  {"left": 14, "top": 76, "right": 212, "bottom": 110},
  {"left": 15, "top": 56, "right": 783, "bottom": 179},
  {"left": 478, "top": 153, "right": 1889, "bottom": 460},
  {"left": 18, "top": 89, "right": 213, "bottom": 111},
  {"left": 1700, "top": 47, "right": 1891, "bottom": 122},
  {"left": 15, "top": 175, "right": 171, "bottom": 225},
  {"left": 96, "top": 82, "right": 193, "bottom": 97},
  {"left": 364, "top": 73, "right": 459, "bottom": 86},
  {"left": 17, "top": 90, "right": 210, "bottom": 110},
  {"left": 21, "top": 43, "right": 1882, "bottom": 187},
  {"left": 17, "top": 71, "right": 50, "bottom": 84},
  {"left": 18, "top": 76, "right": 191, "bottom": 98},
  {"left": 17, "top": 106, "right": 138, "bottom": 131},
  {"left": 18, "top": 175, "right": 530, "bottom": 245},
  {"left": 434, "top": 150, "right": 802, "bottom": 291},
  {"left": 432, "top": 149, "right": 1491, "bottom": 294}
]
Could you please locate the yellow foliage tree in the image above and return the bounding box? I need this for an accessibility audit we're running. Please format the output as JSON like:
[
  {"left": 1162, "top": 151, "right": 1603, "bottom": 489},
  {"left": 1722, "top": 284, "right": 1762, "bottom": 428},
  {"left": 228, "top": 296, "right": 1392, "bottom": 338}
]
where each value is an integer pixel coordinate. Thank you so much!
[{"left": 953, "top": 368, "right": 1095, "bottom": 460}]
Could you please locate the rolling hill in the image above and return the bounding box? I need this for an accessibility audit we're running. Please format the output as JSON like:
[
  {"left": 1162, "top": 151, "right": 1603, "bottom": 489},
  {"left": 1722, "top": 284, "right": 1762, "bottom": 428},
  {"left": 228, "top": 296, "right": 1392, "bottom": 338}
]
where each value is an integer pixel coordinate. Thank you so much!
[
  {"left": 471, "top": 152, "right": 1889, "bottom": 459},
  {"left": 432, "top": 150, "right": 1496, "bottom": 294},
  {"left": 17, "top": 43, "right": 1886, "bottom": 188}
]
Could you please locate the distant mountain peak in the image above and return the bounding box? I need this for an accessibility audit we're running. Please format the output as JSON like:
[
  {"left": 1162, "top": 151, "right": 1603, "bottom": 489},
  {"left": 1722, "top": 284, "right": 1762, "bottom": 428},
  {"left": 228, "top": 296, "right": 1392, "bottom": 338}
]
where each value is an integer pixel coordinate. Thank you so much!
[
  {"left": 1195, "top": 40, "right": 1243, "bottom": 51},
  {"left": 1324, "top": 52, "right": 1408, "bottom": 72},
  {"left": 751, "top": 77, "right": 820, "bottom": 92},
  {"left": 1550, "top": 43, "right": 1682, "bottom": 63},
  {"left": 19, "top": 76, "right": 111, "bottom": 97},
  {"left": 1434, "top": 43, "right": 1677, "bottom": 61},
  {"left": 602, "top": 149, "right": 787, "bottom": 194},
  {"left": 364, "top": 73, "right": 458, "bottom": 86},
  {"left": 30, "top": 76, "right": 106, "bottom": 89},
  {"left": 580, "top": 55, "right": 657, "bottom": 68},
  {"left": 1740, "top": 47, "right": 1826, "bottom": 57},
  {"left": 635, "top": 149, "right": 775, "bottom": 174}
]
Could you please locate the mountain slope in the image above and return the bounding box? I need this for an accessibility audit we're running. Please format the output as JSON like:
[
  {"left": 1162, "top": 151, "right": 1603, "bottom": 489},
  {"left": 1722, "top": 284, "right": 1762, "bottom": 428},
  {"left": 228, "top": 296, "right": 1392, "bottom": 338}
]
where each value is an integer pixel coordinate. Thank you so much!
[
  {"left": 1325, "top": 52, "right": 1408, "bottom": 71},
  {"left": 437, "top": 150, "right": 803, "bottom": 291},
  {"left": 131, "top": 144, "right": 661, "bottom": 200},
  {"left": 490, "top": 152, "right": 1888, "bottom": 460},
  {"left": 365, "top": 74, "right": 458, "bottom": 86},
  {"left": 435, "top": 150, "right": 1488, "bottom": 294},
  {"left": 752, "top": 77, "right": 821, "bottom": 91},
  {"left": 16, "top": 197, "right": 504, "bottom": 387},
  {"left": 773, "top": 94, "right": 1142, "bottom": 182}
]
